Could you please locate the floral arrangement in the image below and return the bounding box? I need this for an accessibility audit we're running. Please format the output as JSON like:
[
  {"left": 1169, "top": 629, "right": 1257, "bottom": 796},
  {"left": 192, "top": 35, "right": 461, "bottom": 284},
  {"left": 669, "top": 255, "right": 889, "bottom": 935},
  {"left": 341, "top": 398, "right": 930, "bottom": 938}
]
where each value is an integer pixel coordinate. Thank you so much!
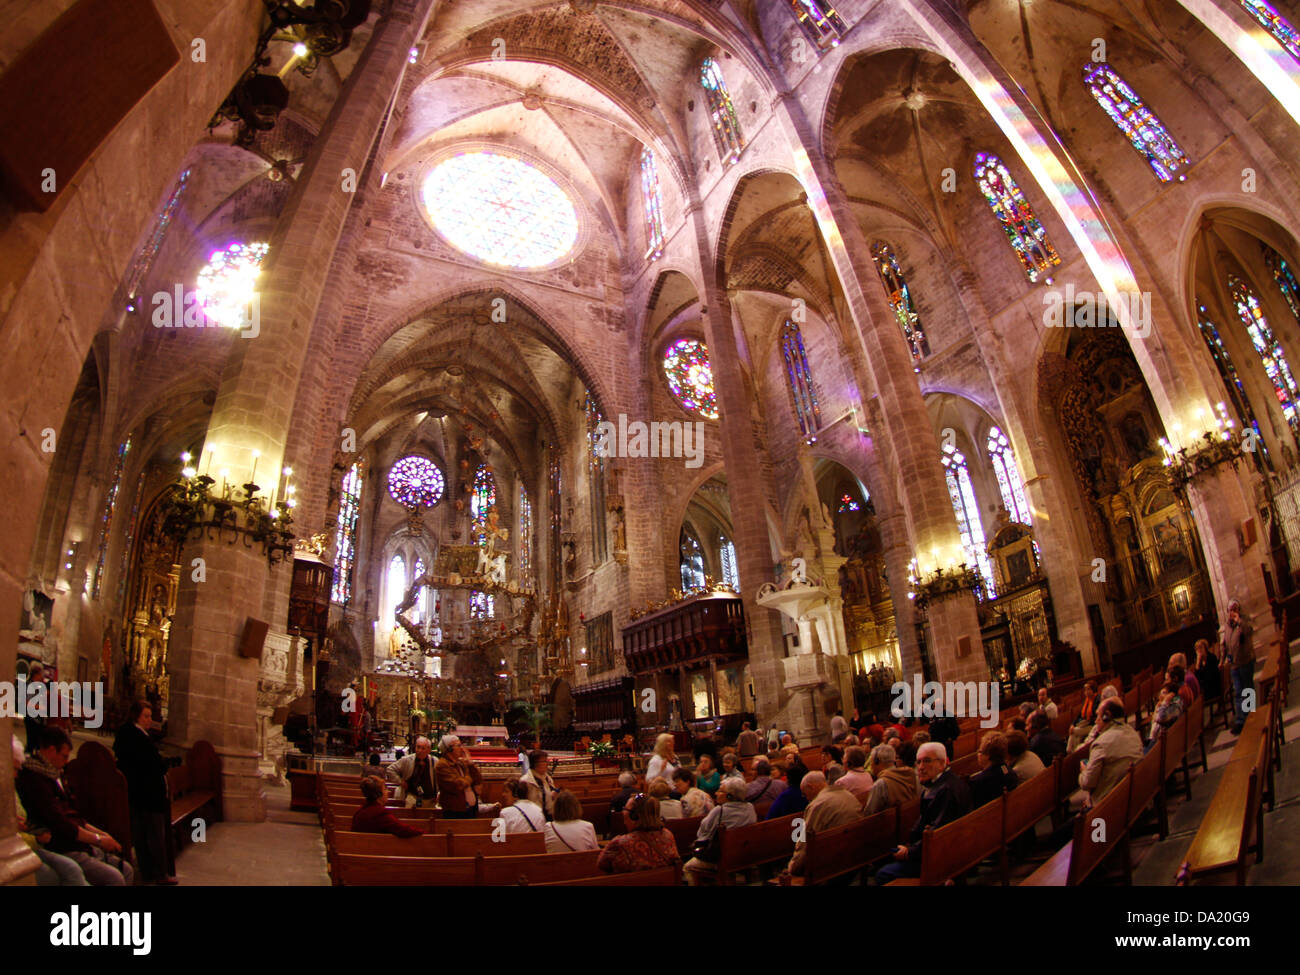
[{"left": 589, "top": 740, "right": 615, "bottom": 758}]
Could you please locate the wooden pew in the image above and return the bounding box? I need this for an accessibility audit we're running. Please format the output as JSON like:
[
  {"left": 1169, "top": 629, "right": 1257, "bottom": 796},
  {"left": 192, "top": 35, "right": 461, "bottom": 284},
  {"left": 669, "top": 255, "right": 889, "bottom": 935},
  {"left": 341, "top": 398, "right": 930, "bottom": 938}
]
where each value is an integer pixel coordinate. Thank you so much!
[
  {"left": 953, "top": 731, "right": 979, "bottom": 759},
  {"left": 1177, "top": 736, "right": 1268, "bottom": 886},
  {"left": 1228, "top": 702, "right": 1274, "bottom": 810},
  {"left": 1021, "top": 768, "right": 1133, "bottom": 886},
  {"left": 665, "top": 815, "right": 704, "bottom": 859},
  {"left": 535, "top": 864, "right": 682, "bottom": 886},
  {"left": 164, "top": 740, "right": 222, "bottom": 849},
  {"left": 330, "top": 832, "right": 450, "bottom": 859},
  {"left": 886, "top": 792, "right": 1004, "bottom": 886},
  {"left": 949, "top": 753, "right": 980, "bottom": 778},
  {"left": 446, "top": 831, "right": 546, "bottom": 857},
  {"left": 334, "top": 853, "right": 478, "bottom": 886},
  {"left": 801, "top": 804, "right": 899, "bottom": 885},
  {"left": 1054, "top": 743, "right": 1090, "bottom": 820},
  {"left": 1126, "top": 737, "right": 1167, "bottom": 840},
  {"left": 478, "top": 849, "right": 602, "bottom": 885},
  {"left": 64, "top": 740, "right": 133, "bottom": 862},
  {"left": 715, "top": 812, "right": 798, "bottom": 885},
  {"left": 999, "top": 765, "right": 1058, "bottom": 881}
]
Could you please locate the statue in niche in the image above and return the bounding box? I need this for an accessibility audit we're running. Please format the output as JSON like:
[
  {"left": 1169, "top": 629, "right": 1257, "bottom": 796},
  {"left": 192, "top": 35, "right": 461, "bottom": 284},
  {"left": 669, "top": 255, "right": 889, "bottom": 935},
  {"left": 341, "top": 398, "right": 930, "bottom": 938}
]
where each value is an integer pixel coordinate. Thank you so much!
[
  {"left": 612, "top": 508, "right": 626, "bottom": 552},
  {"left": 1121, "top": 413, "right": 1153, "bottom": 464},
  {"left": 149, "top": 585, "right": 167, "bottom": 626}
]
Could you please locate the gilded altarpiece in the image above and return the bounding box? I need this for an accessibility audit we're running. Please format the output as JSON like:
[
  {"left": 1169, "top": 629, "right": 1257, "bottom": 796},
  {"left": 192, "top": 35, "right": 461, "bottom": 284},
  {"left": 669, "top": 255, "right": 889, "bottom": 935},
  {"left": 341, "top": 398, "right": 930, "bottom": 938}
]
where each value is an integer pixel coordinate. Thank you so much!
[{"left": 121, "top": 490, "right": 181, "bottom": 710}]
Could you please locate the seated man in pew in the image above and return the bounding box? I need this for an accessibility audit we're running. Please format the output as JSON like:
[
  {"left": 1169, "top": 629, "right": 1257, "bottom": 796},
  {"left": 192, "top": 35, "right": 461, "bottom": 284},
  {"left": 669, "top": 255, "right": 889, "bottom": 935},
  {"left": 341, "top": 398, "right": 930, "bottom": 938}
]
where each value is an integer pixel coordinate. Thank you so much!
[
  {"left": 1006, "top": 731, "right": 1045, "bottom": 784},
  {"left": 610, "top": 772, "right": 638, "bottom": 815},
  {"left": 1028, "top": 712, "right": 1066, "bottom": 767},
  {"left": 864, "top": 744, "right": 918, "bottom": 814},
  {"left": 385, "top": 736, "right": 438, "bottom": 808},
  {"left": 782, "top": 770, "right": 864, "bottom": 880},
  {"left": 968, "top": 732, "right": 1019, "bottom": 808},
  {"left": 874, "top": 742, "right": 972, "bottom": 885},
  {"left": 1035, "top": 688, "right": 1059, "bottom": 721},
  {"left": 744, "top": 758, "right": 783, "bottom": 805},
  {"left": 16, "top": 728, "right": 133, "bottom": 886},
  {"left": 1078, "top": 700, "right": 1142, "bottom": 810},
  {"left": 352, "top": 776, "right": 424, "bottom": 837}
]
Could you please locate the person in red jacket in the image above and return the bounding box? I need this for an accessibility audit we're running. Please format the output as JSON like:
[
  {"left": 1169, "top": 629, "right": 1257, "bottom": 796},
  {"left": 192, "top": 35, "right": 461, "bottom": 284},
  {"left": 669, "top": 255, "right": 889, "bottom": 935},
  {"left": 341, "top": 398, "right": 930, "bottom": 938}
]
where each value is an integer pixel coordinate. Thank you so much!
[{"left": 350, "top": 777, "right": 423, "bottom": 837}]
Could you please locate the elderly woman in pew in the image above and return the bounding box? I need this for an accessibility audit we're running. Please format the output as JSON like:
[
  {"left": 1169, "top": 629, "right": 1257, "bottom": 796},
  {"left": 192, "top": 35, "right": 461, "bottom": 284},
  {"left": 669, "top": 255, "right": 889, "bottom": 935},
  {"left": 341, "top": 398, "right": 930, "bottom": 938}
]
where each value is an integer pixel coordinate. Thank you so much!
[
  {"left": 683, "top": 777, "right": 756, "bottom": 885},
  {"left": 543, "top": 791, "right": 600, "bottom": 853},
  {"left": 352, "top": 776, "right": 424, "bottom": 837},
  {"left": 597, "top": 795, "right": 681, "bottom": 874}
]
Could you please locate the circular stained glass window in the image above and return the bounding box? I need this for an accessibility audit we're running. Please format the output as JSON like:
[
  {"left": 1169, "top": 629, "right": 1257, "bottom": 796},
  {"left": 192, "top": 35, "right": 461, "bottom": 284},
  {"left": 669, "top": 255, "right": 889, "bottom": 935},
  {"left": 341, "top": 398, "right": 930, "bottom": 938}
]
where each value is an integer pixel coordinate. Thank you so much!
[
  {"left": 421, "top": 152, "right": 579, "bottom": 268},
  {"left": 196, "top": 242, "right": 269, "bottom": 328},
  {"left": 663, "top": 338, "right": 719, "bottom": 420},
  {"left": 388, "top": 456, "right": 445, "bottom": 509}
]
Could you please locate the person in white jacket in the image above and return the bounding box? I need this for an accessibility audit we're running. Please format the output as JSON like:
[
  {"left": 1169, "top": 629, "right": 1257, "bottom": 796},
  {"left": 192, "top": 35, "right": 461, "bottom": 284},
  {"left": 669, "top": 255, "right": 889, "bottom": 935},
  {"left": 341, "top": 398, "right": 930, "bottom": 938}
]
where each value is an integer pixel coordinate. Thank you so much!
[
  {"left": 498, "top": 778, "right": 546, "bottom": 833},
  {"left": 645, "top": 733, "right": 678, "bottom": 785},
  {"left": 543, "top": 791, "right": 599, "bottom": 852}
]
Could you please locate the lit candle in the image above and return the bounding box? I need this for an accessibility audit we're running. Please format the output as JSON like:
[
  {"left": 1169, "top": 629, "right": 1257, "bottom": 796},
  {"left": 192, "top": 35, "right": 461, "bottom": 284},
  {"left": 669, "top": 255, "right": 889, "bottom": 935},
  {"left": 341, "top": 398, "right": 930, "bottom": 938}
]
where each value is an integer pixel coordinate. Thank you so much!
[{"left": 250, "top": 449, "right": 260, "bottom": 486}]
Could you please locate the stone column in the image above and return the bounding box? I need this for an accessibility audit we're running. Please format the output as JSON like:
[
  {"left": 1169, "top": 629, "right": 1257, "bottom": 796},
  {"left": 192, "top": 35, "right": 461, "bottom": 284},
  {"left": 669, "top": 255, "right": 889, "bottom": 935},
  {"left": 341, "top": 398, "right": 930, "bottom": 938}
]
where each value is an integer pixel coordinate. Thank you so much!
[{"left": 164, "top": 0, "right": 436, "bottom": 822}]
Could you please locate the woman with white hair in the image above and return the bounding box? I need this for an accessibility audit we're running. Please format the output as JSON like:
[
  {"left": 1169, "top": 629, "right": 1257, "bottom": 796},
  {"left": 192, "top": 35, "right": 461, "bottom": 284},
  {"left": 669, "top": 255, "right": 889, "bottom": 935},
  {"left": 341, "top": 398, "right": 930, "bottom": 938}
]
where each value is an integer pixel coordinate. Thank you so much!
[
  {"left": 683, "top": 776, "right": 755, "bottom": 885},
  {"left": 434, "top": 734, "right": 483, "bottom": 818},
  {"left": 645, "top": 733, "right": 678, "bottom": 785}
]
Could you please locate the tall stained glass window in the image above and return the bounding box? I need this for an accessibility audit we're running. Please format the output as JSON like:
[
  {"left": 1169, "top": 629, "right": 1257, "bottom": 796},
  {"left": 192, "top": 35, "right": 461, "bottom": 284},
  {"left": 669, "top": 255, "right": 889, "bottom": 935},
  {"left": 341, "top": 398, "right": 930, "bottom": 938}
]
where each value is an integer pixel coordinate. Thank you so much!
[
  {"left": 664, "top": 338, "right": 720, "bottom": 419},
  {"left": 780, "top": 320, "right": 822, "bottom": 442},
  {"left": 413, "top": 557, "right": 428, "bottom": 624},
  {"left": 385, "top": 555, "right": 407, "bottom": 628},
  {"left": 871, "top": 242, "right": 930, "bottom": 370},
  {"left": 1229, "top": 273, "right": 1300, "bottom": 438},
  {"left": 331, "top": 463, "right": 364, "bottom": 603},
  {"left": 700, "top": 58, "right": 744, "bottom": 165},
  {"left": 472, "top": 464, "right": 497, "bottom": 547},
  {"left": 640, "top": 147, "right": 666, "bottom": 260},
  {"left": 93, "top": 436, "right": 132, "bottom": 598},
  {"left": 973, "top": 153, "right": 1061, "bottom": 284},
  {"left": 421, "top": 152, "right": 578, "bottom": 268},
  {"left": 986, "top": 427, "right": 1032, "bottom": 525},
  {"left": 1238, "top": 1, "right": 1300, "bottom": 62},
  {"left": 1084, "top": 64, "right": 1189, "bottom": 182},
  {"left": 585, "top": 393, "right": 609, "bottom": 564},
  {"left": 125, "top": 169, "right": 190, "bottom": 310},
  {"left": 838, "top": 493, "right": 860, "bottom": 513},
  {"left": 1264, "top": 244, "right": 1300, "bottom": 322},
  {"left": 470, "top": 590, "right": 495, "bottom": 619},
  {"left": 388, "top": 456, "right": 444, "bottom": 509},
  {"left": 788, "top": 0, "right": 847, "bottom": 50},
  {"left": 1197, "top": 302, "right": 1269, "bottom": 468},
  {"left": 518, "top": 485, "right": 532, "bottom": 586},
  {"left": 720, "top": 537, "right": 739, "bottom": 590},
  {"left": 942, "top": 443, "right": 995, "bottom": 595},
  {"left": 681, "top": 529, "right": 706, "bottom": 591}
]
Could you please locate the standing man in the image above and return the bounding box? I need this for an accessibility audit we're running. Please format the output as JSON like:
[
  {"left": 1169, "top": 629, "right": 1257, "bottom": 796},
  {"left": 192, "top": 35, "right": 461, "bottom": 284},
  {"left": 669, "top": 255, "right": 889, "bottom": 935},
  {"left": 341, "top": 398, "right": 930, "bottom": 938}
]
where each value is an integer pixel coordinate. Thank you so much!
[
  {"left": 735, "top": 722, "right": 763, "bottom": 758},
  {"left": 113, "top": 701, "right": 176, "bottom": 884},
  {"left": 435, "top": 735, "right": 483, "bottom": 818},
  {"left": 1222, "top": 599, "right": 1255, "bottom": 735},
  {"left": 386, "top": 736, "right": 438, "bottom": 807},
  {"left": 830, "top": 710, "right": 849, "bottom": 744}
]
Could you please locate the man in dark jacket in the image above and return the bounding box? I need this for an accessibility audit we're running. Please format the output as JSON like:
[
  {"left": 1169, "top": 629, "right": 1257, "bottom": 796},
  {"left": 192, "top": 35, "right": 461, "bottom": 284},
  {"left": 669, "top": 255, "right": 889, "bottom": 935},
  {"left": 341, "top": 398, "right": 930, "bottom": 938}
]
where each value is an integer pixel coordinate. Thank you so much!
[
  {"left": 17, "top": 728, "right": 133, "bottom": 885},
  {"left": 113, "top": 701, "right": 176, "bottom": 884},
  {"left": 968, "top": 732, "right": 1019, "bottom": 808},
  {"left": 1027, "top": 712, "right": 1066, "bottom": 766},
  {"left": 874, "top": 742, "right": 972, "bottom": 883}
]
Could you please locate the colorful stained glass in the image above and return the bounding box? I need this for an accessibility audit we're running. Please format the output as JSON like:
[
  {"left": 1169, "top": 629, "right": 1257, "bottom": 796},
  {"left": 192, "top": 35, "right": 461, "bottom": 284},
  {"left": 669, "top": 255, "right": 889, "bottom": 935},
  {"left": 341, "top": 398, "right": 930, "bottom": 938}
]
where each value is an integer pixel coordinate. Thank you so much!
[
  {"left": 1197, "top": 303, "right": 1270, "bottom": 468},
  {"left": 125, "top": 169, "right": 190, "bottom": 309},
  {"left": 1264, "top": 244, "right": 1300, "bottom": 322},
  {"left": 700, "top": 58, "right": 745, "bottom": 165},
  {"left": 681, "top": 529, "right": 706, "bottom": 591},
  {"left": 1084, "top": 64, "right": 1189, "bottom": 182},
  {"left": 92, "top": 437, "right": 131, "bottom": 599},
  {"left": 518, "top": 485, "right": 532, "bottom": 584},
  {"left": 720, "top": 537, "right": 739, "bottom": 590},
  {"left": 871, "top": 242, "right": 930, "bottom": 370},
  {"left": 788, "top": 0, "right": 847, "bottom": 50},
  {"left": 640, "top": 147, "right": 666, "bottom": 260},
  {"left": 942, "top": 443, "right": 995, "bottom": 596},
  {"left": 331, "top": 463, "right": 364, "bottom": 603},
  {"left": 986, "top": 427, "right": 1032, "bottom": 525},
  {"left": 470, "top": 590, "right": 495, "bottom": 619},
  {"left": 421, "top": 152, "right": 577, "bottom": 268},
  {"left": 664, "top": 338, "right": 720, "bottom": 419},
  {"left": 388, "top": 456, "right": 444, "bottom": 509},
  {"left": 1239, "top": 1, "right": 1300, "bottom": 61},
  {"left": 973, "top": 153, "right": 1061, "bottom": 283},
  {"left": 1229, "top": 274, "right": 1300, "bottom": 438},
  {"left": 838, "top": 493, "right": 860, "bottom": 513},
  {"left": 195, "top": 241, "right": 269, "bottom": 328},
  {"left": 780, "top": 320, "right": 822, "bottom": 441},
  {"left": 471, "top": 464, "right": 497, "bottom": 547}
]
